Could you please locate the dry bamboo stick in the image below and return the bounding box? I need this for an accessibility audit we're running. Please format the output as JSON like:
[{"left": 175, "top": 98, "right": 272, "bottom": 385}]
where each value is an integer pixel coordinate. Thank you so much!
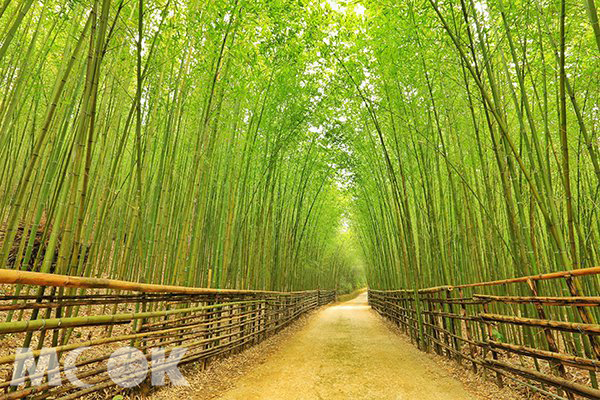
[
  {"left": 0, "top": 269, "right": 319, "bottom": 295},
  {"left": 485, "top": 359, "right": 600, "bottom": 399},
  {"left": 474, "top": 294, "right": 600, "bottom": 306},
  {"left": 480, "top": 313, "right": 600, "bottom": 335},
  {"left": 0, "top": 300, "right": 259, "bottom": 334},
  {"left": 488, "top": 340, "right": 600, "bottom": 371},
  {"left": 418, "top": 266, "right": 600, "bottom": 293}
]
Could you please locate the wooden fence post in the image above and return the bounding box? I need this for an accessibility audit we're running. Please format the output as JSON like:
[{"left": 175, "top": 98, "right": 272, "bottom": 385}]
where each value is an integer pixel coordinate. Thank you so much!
[
  {"left": 482, "top": 301, "right": 503, "bottom": 388},
  {"left": 526, "top": 279, "right": 573, "bottom": 400},
  {"left": 458, "top": 288, "right": 477, "bottom": 373}
]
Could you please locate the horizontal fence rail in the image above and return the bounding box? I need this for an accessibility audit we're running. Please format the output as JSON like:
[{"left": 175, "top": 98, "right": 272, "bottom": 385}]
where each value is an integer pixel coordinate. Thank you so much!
[
  {"left": 0, "top": 269, "right": 336, "bottom": 399},
  {"left": 369, "top": 267, "right": 600, "bottom": 400}
]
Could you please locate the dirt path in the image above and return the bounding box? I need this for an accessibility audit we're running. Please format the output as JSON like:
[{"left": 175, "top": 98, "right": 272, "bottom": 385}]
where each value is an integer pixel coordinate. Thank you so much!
[{"left": 216, "top": 293, "right": 477, "bottom": 400}]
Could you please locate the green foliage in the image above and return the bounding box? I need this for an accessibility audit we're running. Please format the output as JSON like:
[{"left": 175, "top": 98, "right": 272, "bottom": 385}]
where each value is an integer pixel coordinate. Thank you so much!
[
  {"left": 492, "top": 328, "right": 505, "bottom": 343},
  {"left": 0, "top": 0, "right": 365, "bottom": 293},
  {"left": 1, "top": 0, "right": 598, "bottom": 303},
  {"left": 343, "top": 0, "right": 600, "bottom": 291}
]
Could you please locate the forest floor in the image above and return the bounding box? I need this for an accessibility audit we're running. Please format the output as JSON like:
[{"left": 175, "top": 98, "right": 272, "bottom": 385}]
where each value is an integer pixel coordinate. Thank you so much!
[
  {"left": 214, "top": 292, "right": 476, "bottom": 399},
  {"left": 156, "top": 292, "right": 523, "bottom": 400}
]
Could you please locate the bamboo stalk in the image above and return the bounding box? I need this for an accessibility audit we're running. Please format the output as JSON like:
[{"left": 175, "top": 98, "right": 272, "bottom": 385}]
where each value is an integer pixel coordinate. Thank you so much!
[{"left": 479, "top": 313, "right": 600, "bottom": 335}]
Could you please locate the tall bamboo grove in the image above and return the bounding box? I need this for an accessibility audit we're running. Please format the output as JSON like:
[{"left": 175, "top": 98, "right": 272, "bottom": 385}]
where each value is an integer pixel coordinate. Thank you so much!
[
  {"left": 0, "top": 0, "right": 366, "bottom": 295},
  {"left": 1, "top": 0, "right": 600, "bottom": 306}
]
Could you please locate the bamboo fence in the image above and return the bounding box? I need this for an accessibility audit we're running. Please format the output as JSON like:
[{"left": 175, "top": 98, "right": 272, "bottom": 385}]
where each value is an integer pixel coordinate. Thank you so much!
[
  {"left": 369, "top": 266, "right": 600, "bottom": 400},
  {"left": 0, "top": 269, "right": 335, "bottom": 399}
]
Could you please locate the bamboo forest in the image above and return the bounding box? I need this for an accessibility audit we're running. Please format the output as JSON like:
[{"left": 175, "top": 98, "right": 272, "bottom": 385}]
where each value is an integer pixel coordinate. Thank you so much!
[{"left": 1, "top": 0, "right": 600, "bottom": 398}]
